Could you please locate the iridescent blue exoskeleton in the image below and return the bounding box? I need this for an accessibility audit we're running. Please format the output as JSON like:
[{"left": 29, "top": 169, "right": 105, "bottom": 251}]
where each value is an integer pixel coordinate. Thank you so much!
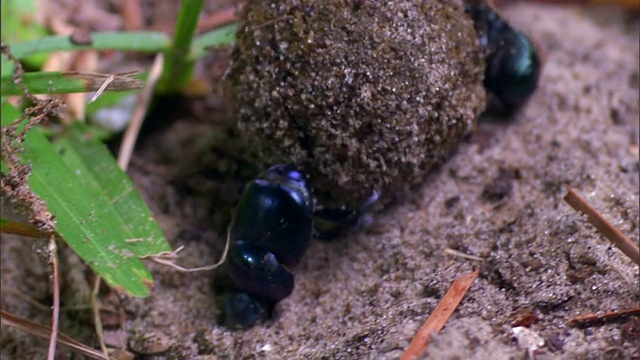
[
  {"left": 220, "top": 164, "right": 379, "bottom": 329},
  {"left": 465, "top": 2, "right": 541, "bottom": 112},
  {"left": 221, "top": 164, "right": 313, "bottom": 329}
]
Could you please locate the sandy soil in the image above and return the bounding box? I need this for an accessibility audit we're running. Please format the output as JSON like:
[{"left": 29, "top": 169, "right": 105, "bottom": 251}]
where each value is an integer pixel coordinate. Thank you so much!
[{"left": 1, "top": 3, "right": 638, "bottom": 360}]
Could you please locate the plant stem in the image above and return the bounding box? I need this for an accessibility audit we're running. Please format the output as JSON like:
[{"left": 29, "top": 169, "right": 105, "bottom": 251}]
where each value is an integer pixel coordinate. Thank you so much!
[
  {"left": 157, "top": 0, "right": 205, "bottom": 93},
  {"left": 7, "top": 32, "right": 171, "bottom": 59}
]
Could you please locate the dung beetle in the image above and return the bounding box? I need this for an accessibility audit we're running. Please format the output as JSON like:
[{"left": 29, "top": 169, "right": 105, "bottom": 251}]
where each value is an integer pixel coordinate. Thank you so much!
[
  {"left": 221, "top": 164, "right": 314, "bottom": 329},
  {"left": 465, "top": 2, "right": 541, "bottom": 112},
  {"left": 219, "top": 164, "right": 378, "bottom": 329},
  {"left": 313, "top": 191, "right": 381, "bottom": 240},
  {"left": 220, "top": 5, "right": 540, "bottom": 329}
]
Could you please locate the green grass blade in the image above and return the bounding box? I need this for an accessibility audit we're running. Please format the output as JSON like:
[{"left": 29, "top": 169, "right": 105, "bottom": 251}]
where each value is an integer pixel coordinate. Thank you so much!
[
  {"left": 1, "top": 71, "right": 144, "bottom": 96},
  {"left": 157, "top": 0, "right": 205, "bottom": 93},
  {"left": 53, "top": 121, "right": 172, "bottom": 258},
  {"left": 8, "top": 32, "right": 171, "bottom": 60},
  {"left": 1, "top": 103, "right": 164, "bottom": 297},
  {"left": 190, "top": 23, "right": 238, "bottom": 60},
  {"left": 1, "top": 53, "right": 16, "bottom": 77},
  {"left": 1, "top": 0, "right": 49, "bottom": 69}
]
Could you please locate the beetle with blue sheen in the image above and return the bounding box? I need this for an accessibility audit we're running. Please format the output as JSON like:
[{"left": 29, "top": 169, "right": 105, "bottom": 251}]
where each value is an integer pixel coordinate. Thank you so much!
[{"left": 218, "top": 2, "right": 541, "bottom": 330}]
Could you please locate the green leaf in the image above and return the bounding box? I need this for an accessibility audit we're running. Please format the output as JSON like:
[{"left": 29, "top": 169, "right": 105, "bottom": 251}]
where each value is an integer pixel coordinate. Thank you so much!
[
  {"left": 1, "top": 102, "right": 171, "bottom": 297},
  {"left": 53, "top": 121, "right": 172, "bottom": 258},
  {"left": 1, "top": 53, "right": 16, "bottom": 78},
  {"left": 190, "top": 23, "right": 238, "bottom": 61},
  {"left": 0, "top": 71, "right": 144, "bottom": 96},
  {"left": 8, "top": 32, "right": 171, "bottom": 60},
  {"left": 1, "top": 0, "right": 49, "bottom": 68}
]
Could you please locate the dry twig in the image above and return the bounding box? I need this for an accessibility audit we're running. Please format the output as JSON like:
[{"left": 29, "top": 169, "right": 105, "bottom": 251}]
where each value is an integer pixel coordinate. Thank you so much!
[
  {"left": 92, "top": 276, "right": 109, "bottom": 357},
  {"left": 0, "top": 288, "right": 51, "bottom": 312},
  {"left": 47, "top": 237, "right": 60, "bottom": 360},
  {"left": 147, "top": 226, "right": 231, "bottom": 272},
  {"left": 0, "top": 219, "right": 43, "bottom": 238},
  {"left": 118, "top": 0, "right": 143, "bottom": 31},
  {"left": 0, "top": 310, "right": 112, "bottom": 360},
  {"left": 86, "top": 70, "right": 142, "bottom": 104},
  {"left": 564, "top": 185, "right": 640, "bottom": 265},
  {"left": 568, "top": 306, "right": 640, "bottom": 327},
  {"left": 117, "top": 54, "right": 164, "bottom": 170},
  {"left": 401, "top": 270, "right": 480, "bottom": 360},
  {"left": 493, "top": 0, "right": 640, "bottom": 7},
  {"left": 444, "top": 248, "right": 485, "bottom": 261}
]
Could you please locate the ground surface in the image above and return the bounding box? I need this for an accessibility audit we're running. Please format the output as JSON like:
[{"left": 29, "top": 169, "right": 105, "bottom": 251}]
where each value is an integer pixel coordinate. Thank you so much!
[{"left": 1, "top": 2, "right": 639, "bottom": 360}]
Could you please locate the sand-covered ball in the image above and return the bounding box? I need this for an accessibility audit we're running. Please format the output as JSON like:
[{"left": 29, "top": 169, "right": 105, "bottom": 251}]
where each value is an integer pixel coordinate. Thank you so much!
[{"left": 227, "top": 0, "right": 486, "bottom": 206}]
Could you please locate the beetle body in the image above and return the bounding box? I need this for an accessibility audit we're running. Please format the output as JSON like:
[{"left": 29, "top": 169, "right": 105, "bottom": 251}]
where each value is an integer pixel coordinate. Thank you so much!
[
  {"left": 466, "top": 2, "right": 541, "bottom": 111},
  {"left": 222, "top": 164, "right": 313, "bottom": 329},
  {"left": 219, "top": 4, "right": 541, "bottom": 330}
]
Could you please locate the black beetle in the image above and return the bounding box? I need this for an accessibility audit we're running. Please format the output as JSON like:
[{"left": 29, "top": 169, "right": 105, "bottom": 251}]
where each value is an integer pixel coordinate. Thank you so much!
[
  {"left": 219, "top": 5, "right": 541, "bottom": 329},
  {"left": 221, "top": 164, "right": 314, "bottom": 329},
  {"left": 313, "top": 191, "right": 381, "bottom": 240},
  {"left": 219, "top": 164, "right": 378, "bottom": 329},
  {"left": 465, "top": 2, "right": 541, "bottom": 112}
]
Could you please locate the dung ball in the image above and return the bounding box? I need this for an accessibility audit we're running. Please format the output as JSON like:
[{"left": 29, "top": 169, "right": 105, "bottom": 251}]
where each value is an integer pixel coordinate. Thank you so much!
[{"left": 227, "top": 0, "right": 486, "bottom": 206}]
